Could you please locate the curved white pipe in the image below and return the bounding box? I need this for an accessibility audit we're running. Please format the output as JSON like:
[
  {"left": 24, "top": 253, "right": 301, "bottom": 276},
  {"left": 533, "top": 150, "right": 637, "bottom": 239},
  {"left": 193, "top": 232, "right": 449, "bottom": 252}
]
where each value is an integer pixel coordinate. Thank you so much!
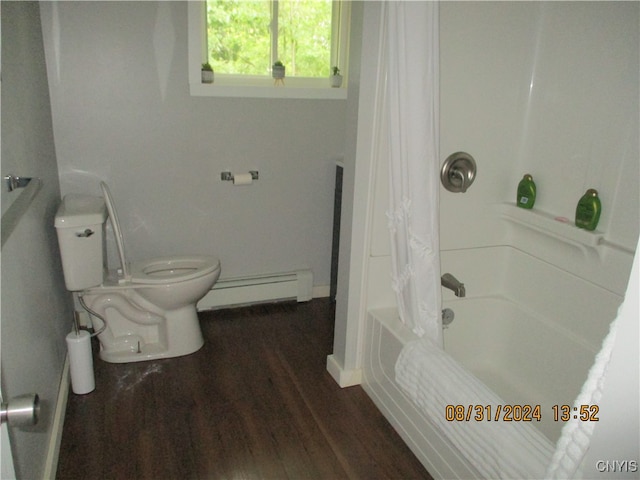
[
  {"left": 86, "top": 293, "right": 163, "bottom": 326},
  {"left": 100, "top": 182, "right": 130, "bottom": 280}
]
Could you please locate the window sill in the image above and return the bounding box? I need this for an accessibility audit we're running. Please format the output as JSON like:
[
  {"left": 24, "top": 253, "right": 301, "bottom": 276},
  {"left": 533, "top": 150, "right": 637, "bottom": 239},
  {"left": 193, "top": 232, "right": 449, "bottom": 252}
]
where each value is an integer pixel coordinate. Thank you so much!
[{"left": 189, "top": 83, "right": 347, "bottom": 100}]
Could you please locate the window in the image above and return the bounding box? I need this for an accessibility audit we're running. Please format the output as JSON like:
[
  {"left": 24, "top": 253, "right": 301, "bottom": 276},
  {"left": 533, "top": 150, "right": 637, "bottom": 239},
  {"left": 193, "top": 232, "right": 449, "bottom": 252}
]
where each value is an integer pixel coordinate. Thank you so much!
[
  {"left": 207, "top": 0, "right": 334, "bottom": 78},
  {"left": 188, "top": 1, "right": 349, "bottom": 99}
]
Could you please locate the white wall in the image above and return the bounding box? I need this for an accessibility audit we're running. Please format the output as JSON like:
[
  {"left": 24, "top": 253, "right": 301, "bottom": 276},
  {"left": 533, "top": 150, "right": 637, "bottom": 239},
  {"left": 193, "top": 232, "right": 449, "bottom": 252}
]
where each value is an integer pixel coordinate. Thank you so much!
[
  {"left": 39, "top": 1, "right": 347, "bottom": 288},
  {"left": 330, "top": 0, "right": 365, "bottom": 383},
  {"left": 437, "top": 1, "right": 638, "bottom": 295},
  {"left": 1, "top": 2, "right": 73, "bottom": 478},
  {"left": 367, "top": 1, "right": 639, "bottom": 293}
]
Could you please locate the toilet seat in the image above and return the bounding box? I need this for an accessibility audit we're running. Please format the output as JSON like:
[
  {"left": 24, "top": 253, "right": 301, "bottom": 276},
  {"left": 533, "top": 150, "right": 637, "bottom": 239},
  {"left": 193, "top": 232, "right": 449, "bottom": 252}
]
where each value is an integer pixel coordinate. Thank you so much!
[
  {"left": 100, "top": 182, "right": 220, "bottom": 287},
  {"left": 130, "top": 255, "right": 220, "bottom": 285}
]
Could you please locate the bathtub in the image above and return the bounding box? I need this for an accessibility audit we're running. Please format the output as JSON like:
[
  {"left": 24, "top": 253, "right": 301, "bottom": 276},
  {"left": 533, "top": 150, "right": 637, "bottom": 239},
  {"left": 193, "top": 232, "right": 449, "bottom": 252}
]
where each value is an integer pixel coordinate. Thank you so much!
[{"left": 362, "top": 246, "right": 623, "bottom": 479}]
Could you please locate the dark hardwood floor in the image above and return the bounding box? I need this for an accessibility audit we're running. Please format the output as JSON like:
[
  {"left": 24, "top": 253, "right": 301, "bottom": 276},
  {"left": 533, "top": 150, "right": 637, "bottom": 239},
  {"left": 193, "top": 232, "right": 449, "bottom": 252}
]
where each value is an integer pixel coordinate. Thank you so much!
[{"left": 56, "top": 298, "right": 432, "bottom": 479}]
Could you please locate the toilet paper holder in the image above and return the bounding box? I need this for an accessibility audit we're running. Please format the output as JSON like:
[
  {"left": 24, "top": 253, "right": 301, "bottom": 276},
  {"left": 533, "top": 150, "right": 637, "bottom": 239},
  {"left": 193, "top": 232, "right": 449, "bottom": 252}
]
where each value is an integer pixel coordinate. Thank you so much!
[
  {"left": 221, "top": 171, "right": 259, "bottom": 182},
  {"left": 4, "top": 174, "right": 34, "bottom": 192}
]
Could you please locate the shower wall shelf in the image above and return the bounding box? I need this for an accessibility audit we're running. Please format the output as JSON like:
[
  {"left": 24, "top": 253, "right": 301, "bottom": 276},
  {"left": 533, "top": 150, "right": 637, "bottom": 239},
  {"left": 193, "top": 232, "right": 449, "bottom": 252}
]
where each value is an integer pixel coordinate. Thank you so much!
[{"left": 497, "top": 203, "right": 604, "bottom": 250}]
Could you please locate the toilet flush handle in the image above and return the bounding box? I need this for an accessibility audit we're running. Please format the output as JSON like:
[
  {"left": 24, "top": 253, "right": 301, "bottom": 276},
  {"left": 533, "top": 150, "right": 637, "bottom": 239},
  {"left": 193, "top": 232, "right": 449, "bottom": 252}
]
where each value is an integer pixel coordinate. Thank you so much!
[{"left": 76, "top": 228, "right": 95, "bottom": 238}]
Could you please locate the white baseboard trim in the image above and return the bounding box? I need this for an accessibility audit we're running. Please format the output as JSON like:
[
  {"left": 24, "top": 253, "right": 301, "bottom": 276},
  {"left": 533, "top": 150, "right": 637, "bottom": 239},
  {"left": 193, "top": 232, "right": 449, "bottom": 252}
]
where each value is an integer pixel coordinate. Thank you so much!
[
  {"left": 312, "top": 285, "right": 330, "bottom": 298},
  {"left": 43, "top": 355, "right": 70, "bottom": 480},
  {"left": 326, "top": 354, "right": 362, "bottom": 387}
]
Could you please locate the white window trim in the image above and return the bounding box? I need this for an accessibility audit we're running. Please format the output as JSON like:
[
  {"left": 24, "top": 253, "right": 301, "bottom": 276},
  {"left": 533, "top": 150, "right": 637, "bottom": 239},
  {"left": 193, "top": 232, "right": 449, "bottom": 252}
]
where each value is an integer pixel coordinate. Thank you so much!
[{"left": 188, "top": 1, "right": 349, "bottom": 99}]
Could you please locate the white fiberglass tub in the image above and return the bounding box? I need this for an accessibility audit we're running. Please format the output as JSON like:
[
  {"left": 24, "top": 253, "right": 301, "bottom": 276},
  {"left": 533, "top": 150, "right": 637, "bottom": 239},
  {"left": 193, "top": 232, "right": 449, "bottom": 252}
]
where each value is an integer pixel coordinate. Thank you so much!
[
  {"left": 362, "top": 246, "right": 622, "bottom": 479},
  {"left": 443, "top": 295, "right": 598, "bottom": 443}
]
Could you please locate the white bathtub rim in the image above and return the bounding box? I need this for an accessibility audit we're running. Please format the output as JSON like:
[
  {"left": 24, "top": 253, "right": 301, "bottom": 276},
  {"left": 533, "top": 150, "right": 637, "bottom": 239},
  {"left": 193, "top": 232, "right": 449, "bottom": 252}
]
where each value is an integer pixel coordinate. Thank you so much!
[
  {"left": 395, "top": 335, "right": 554, "bottom": 479},
  {"left": 363, "top": 309, "right": 483, "bottom": 479},
  {"left": 365, "top": 306, "right": 557, "bottom": 479}
]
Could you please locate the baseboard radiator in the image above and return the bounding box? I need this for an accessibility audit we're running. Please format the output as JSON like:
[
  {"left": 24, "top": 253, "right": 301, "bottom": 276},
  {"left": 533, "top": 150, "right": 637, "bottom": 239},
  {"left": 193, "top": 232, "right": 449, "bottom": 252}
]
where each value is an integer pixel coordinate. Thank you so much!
[{"left": 197, "top": 269, "right": 313, "bottom": 310}]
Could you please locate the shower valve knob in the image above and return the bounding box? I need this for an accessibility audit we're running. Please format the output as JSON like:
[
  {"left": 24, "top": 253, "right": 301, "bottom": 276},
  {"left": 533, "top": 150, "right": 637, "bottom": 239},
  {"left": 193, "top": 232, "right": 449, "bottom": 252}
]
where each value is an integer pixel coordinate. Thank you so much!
[{"left": 441, "top": 152, "right": 477, "bottom": 193}]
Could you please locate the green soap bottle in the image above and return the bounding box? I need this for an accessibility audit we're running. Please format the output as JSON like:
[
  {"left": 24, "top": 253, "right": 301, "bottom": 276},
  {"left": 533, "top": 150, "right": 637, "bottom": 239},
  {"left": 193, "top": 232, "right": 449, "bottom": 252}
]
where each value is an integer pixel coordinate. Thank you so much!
[
  {"left": 575, "top": 188, "right": 601, "bottom": 231},
  {"left": 516, "top": 174, "right": 536, "bottom": 209}
]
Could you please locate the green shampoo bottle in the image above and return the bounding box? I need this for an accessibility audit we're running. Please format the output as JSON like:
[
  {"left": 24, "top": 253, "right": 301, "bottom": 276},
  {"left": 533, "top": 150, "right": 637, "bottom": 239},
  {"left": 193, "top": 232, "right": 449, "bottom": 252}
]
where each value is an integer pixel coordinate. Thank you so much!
[
  {"left": 516, "top": 174, "right": 536, "bottom": 209},
  {"left": 575, "top": 189, "right": 601, "bottom": 231}
]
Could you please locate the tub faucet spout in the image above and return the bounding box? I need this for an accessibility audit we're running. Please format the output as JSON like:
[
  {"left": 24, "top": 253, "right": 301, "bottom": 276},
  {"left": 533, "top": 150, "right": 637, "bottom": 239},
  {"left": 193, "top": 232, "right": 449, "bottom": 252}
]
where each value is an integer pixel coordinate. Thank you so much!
[{"left": 441, "top": 273, "right": 466, "bottom": 297}]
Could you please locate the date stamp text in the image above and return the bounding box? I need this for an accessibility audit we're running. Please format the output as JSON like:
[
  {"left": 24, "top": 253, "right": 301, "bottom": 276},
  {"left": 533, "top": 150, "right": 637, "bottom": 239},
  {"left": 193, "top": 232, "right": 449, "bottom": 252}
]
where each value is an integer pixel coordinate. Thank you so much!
[{"left": 444, "top": 404, "right": 599, "bottom": 422}]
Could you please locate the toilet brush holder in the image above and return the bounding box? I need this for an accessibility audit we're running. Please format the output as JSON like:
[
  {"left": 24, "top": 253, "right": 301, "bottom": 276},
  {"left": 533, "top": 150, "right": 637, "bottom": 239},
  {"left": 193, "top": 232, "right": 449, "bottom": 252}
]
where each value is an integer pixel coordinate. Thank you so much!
[{"left": 66, "top": 328, "right": 95, "bottom": 394}]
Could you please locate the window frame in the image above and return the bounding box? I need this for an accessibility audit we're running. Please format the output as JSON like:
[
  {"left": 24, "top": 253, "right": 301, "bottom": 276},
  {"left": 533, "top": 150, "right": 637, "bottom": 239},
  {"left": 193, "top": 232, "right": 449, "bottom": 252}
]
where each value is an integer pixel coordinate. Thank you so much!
[{"left": 188, "top": 1, "right": 349, "bottom": 99}]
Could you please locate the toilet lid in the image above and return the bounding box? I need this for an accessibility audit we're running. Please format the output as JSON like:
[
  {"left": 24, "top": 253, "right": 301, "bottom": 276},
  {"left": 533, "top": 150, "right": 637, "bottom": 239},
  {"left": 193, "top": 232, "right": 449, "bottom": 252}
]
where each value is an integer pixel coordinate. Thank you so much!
[
  {"left": 130, "top": 255, "right": 221, "bottom": 285},
  {"left": 100, "top": 182, "right": 130, "bottom": 279}
]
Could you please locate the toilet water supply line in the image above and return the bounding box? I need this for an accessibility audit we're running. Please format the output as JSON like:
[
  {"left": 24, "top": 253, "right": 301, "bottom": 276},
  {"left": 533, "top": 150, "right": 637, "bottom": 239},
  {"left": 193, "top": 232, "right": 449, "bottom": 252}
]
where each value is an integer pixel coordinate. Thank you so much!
[{"left": 77, "top": 294, "right": 108, "bottom": 338}]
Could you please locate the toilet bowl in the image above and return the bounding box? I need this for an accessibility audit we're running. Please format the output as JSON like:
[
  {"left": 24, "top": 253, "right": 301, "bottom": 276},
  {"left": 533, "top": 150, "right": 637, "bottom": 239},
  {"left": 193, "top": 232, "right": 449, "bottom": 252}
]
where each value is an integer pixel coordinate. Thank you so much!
[
  {"left": 130, "top": 256, "right": 220, "bottom": 308},
  {"left": 55, "top": 182, "right": 221, "bottom": 363}
]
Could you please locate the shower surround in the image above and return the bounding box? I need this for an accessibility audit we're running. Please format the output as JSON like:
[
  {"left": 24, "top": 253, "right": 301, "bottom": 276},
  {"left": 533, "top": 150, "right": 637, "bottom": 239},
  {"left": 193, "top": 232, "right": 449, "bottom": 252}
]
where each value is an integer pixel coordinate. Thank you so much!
[{"left": 330, "top": 2, "right": 639, "bottom": 478}]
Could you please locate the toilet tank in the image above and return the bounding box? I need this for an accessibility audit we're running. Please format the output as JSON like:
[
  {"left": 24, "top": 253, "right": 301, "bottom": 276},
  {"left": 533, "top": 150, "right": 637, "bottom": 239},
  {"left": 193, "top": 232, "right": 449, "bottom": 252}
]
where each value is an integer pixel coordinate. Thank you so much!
[{"left": 54, "top": 194, "right": 107, "bottom": 291}]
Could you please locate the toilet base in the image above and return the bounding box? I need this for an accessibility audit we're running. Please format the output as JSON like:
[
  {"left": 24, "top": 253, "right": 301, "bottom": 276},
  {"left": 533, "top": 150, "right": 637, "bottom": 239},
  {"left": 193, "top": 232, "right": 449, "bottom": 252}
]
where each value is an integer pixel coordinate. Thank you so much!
[
  {"left": 96, "top": 305, "right": 205, "bottom": 364},
  {"left": 98, "top": 337, "right": 204, "bottom": 363}
]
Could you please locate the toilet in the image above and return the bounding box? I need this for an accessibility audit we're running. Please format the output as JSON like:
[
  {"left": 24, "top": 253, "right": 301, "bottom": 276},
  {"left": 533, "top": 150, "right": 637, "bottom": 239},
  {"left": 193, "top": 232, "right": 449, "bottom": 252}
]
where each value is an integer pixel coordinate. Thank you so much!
[{"left": 55, "top": 182, "right": 221, "bottom": 363}]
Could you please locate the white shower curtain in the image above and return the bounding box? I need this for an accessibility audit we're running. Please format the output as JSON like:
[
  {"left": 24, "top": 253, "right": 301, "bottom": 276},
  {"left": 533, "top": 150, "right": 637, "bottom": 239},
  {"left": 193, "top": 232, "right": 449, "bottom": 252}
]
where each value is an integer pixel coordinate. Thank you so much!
[{"left": 382, "top": 2, "right": 442, "bottom": 344}]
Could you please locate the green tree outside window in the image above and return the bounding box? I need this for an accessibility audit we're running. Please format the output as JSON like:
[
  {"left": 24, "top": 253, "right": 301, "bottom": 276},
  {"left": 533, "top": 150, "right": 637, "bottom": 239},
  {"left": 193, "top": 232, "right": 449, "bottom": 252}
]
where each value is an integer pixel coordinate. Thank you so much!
[{"left": 206, "top": 0, "right": 333, "bottom": 78}]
